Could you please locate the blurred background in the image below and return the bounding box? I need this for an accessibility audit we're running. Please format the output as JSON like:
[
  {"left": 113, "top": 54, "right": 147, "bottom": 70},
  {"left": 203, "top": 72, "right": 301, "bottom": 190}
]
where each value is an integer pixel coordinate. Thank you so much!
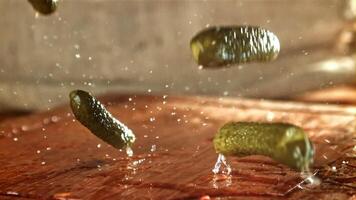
[{"left": 1, "top": 0, "right": 356, "bottom": 113}]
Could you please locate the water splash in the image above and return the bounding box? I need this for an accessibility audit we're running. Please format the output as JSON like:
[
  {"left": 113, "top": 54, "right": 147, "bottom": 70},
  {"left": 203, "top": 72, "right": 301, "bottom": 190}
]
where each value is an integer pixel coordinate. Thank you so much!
[
  {"left": 126, "top": 147, "right": 133, "bottom": 157},
  {"left": 211, "top": 154, "right": 232, "bottom": 188},
  {"left": 285, "top": 170, "right": 321, "bottom": 194},
  {"left": 212, "top": 154, "right": 231, "bottom": 175}
]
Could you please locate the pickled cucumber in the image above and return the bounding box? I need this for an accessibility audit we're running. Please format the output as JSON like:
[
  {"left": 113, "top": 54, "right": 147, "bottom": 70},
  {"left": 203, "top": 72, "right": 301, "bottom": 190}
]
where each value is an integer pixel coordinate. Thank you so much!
[
  {"left": 190, "top": 26, "right": 280, "bottom": 68},
  {"left": 213, "top": 122, "right": 314, "bottom": 171},
  {"left": 69, "top": 90, "right": 135, "bottom": 150},
  {"left": 28, "top": 0, "right": 58, "bottom": 15}
]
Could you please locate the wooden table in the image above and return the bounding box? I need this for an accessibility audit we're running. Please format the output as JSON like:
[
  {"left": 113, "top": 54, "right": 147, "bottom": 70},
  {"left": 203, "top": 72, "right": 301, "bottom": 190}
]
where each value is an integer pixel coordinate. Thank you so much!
[{"left": 0, "top": 94, "right": 355, "bottom": 199}]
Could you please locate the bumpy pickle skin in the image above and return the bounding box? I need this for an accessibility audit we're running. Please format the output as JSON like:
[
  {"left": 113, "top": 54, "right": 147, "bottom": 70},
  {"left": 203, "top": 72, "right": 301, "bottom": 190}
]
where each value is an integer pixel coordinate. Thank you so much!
[
  {"left": 190, "top": 26, "right": 280, "bottom": 68},
  {"left": 213, "top": 122, "right": 314, "bottom": 172},
  {"left": 69, "top": 90, "right": 135, "bottom": 150},
  {"left": 28, "top": 0, "right": 58, "bottom": 15}
]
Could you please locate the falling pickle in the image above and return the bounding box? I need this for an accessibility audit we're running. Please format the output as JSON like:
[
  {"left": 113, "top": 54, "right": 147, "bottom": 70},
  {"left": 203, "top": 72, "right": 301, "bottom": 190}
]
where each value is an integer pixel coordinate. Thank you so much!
[
  {"left": 190, "top": 26, "right": 280, "bottom": 68},
  {"left": 213, "top": 122, "right": 314, "bottom": 172},
  {"left": 28, "top": 0, "right": 58, "bottom": 15},
  {"left": 69, "top": 90, "right": 135, "bottom": 151}
]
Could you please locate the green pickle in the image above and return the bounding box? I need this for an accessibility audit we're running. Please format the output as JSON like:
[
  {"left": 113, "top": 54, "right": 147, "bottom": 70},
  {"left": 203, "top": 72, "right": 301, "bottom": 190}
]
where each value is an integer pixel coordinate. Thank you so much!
[
  {"left": 190, "top": 26, "right": 280, "bottom": 68},
  {"left": 69, "top": 90, "right": 135, "bottom": 150},
  {"left": 28, "top": 0, "right": 58, "bottom": 15},
  {"left": 213, "top": 122, "right": 314, "bottom": 172}
]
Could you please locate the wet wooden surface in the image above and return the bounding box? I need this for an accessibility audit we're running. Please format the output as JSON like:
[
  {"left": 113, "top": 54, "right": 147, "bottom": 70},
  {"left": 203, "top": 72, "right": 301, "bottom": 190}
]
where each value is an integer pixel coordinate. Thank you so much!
[{"left": 0, "top": 94, "right": 355, "bottom": 200}]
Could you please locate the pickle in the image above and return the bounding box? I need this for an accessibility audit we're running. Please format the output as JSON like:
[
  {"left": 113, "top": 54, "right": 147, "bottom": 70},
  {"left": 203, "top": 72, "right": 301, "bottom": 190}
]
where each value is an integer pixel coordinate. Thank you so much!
[
  {"left": 190, "top": 26, "right": 280, "bottom": 68},
  {"left": 28, "top": 0, "right": 58, "bottom": 15},
  {"left": 213, "top": 122, "right": 314, "bottom": 172},
  {"left": 69, "top": 90, "right": 135, "bottom": 150}
]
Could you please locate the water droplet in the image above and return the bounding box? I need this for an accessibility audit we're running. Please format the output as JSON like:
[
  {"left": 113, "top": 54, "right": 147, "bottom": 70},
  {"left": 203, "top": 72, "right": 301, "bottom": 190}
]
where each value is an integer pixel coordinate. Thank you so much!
[
  {"left": 46, "top": 147, "right": 51, "bottom": 151},
  {"left": 149, "top": 117, "right": 155, "bottom": 122},
  {"left": 150, "top": 145, "right": 156, "bottom": 152},
  {"left": 97, "top": 144, "right": 101, "bottom": 148},
  {"left": 75, "top": 54, "right": 81, "bottom": 58},
  {"left": 331, "top": 166, "right": 337, "bottom": 172},
  {"left": 51, "top": 116, "right": 60, "bottom": 122},
  {"left": 41, "top": 161, "right": 46, "bottom": 165},
  {"left": 21, "top": 125, "right": 29, "bottom": 131},
  {"left": 266, "top": 111, "right": 275, "bottom": 122},
  {"left": 132, "top": 158, "right": 145, "bottom": 166},
  {"left": 36, "top": 150, "right": 41, "bottom": 154},
  {"left": 13, "top": 137, "right": 18, "bottom": 142},
  {"left": 6, "top": 191, "right": 19, "bottom": 196},
  {"left": 342, "top": 160, "right": 349, "bottom": 164},
  {"left": 43, "top": 118, "right": 50, "bottom": 124},
  {"left": 147, "top": 89, "right": 152, "bottom": 93}
]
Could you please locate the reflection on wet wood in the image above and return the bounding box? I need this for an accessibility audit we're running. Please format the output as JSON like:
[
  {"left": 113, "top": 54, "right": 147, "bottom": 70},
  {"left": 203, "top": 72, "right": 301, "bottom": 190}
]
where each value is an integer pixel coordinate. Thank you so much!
[
  {"left": 0, "top": 94, "right": 355, "bottom": 199},
  {"left": 297, "top": 85, "right": 356, "bottom": 105}
]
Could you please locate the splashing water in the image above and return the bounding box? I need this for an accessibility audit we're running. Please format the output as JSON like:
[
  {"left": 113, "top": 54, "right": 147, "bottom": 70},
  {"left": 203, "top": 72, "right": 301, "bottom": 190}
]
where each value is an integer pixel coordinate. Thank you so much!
[
  {"left": 126, "top": 147, "right": 133, "bottom": 157},
  {"left": 211, "top": 154, "right": 232, "bottom": 188},
  {"left": 212, "top": 154, "right": 231, "bottom": 175},
  {"left": 300, "top": 171, "right": 321, "bottom": 187},
  {"left": 285, "top": 170, "right": 321, "bottom": 194}
]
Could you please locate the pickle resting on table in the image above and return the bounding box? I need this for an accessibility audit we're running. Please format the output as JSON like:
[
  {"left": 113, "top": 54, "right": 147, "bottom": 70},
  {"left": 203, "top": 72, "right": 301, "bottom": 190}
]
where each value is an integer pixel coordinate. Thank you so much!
[
  {"left": 69, "top": 90, "right": 135, "bottom": 150},
  {"left": 213, "top": 122, "right": 314, "bottom": 172},
  {"left": 190, "top": 26, "right": 280, "bottom": 68}
]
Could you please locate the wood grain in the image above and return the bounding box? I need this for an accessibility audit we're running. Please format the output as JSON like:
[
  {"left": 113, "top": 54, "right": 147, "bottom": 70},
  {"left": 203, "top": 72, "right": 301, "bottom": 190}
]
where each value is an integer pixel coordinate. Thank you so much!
[{"left": 0, "top": 94, "right": 355, "bottom": 199}]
